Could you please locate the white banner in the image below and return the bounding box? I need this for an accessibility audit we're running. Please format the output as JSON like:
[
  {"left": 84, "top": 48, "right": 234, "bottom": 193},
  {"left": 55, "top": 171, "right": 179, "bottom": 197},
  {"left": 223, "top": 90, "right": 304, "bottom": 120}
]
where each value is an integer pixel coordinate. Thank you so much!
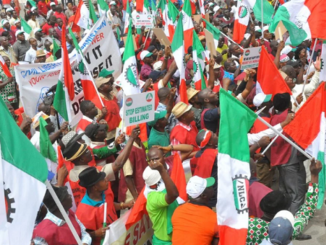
[
  {"left": 134, "top": 13, "right": 154, "bottom": 28},
  {"left": 103, "top": 210, "right": 153, "bottom": 245},
  {"left": 15, "top": 16, "right": 122, "bottom": 126},
  {"left": 241, "top": 47, "right": 261, "bottom": 70}
]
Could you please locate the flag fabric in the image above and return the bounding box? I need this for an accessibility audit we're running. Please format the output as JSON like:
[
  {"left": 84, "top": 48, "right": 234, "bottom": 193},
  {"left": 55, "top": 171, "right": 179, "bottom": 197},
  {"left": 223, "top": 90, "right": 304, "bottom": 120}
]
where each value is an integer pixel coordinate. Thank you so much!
[
  {"left": 283, "top": 83, "right": 326, "bottom": 209},
  {"left": 0, "top": 96, "right": 48, "bottom": 245},
  {"left": 170, "top": 153, "right": 188, "bottom": 202},
  {"left": 157, "top": 0, "right": 170, "bottom": 41},
  {"left": 52, "top": 37, "right": 60, "bottom": 61},
  {"left": 217, "top": 88, "right": 257, "bottom": 245},
  {"left": 192, "top": 30, "right": 206, "bottom": 90},
  {"left": 88, "top": 0, "right": 99, "bottom": 24},
  {"left": 257, "top": 46, "right": 292, "bottom": 98},
  {"left": 304, "top": 0, "right": 326, "bottom": 40},
  {"left": 120, "top": 21, "right": 141, "bottom": 96},
  {"left": 74, "top": 0, "right": 91, "bottom": 30},
  {"left": 123, "top": 0, "right": 131, "bottom": 34},
  {"left": 0, "top": 55, "right": 12, "bottom": 78},
  {"left": 181, "top": 0, "right": 194, "bottom": 53},
  {"left": 136, "top": 0, "right": 145, "bottom": 12},
  {"left": 171, "top": 14, "right": 188, "bottom": 104},
  {"left": 39, "top": 117, "right": 57, "bottom": 162},
  {"left": 125, "top": 186, "right": 147, "bottom": 229},
  {"left": 27, "top": 0, "right": 37, "bottom": 8},
  {"left": 268, "top": 0, "right": 308, "bottom": 46},
  {"left": 202, "top": 18, "right": 221, "bottom": 47},
  {"left": 69, "top": 29, "right": 104, "bottom": 109},
  {"left": 248, "top": 0, "right": 275, "bottom": 24},
  {"left": 20, "top": 17, "right": 32, "bottom": 34},
  {"left": 53, "top": 24, "right": 74, "bottom": 122},
  {"left": 233, "top": 0, "right": 250, "bottom": 44},
  {"left": 198, "top": 0, "right": 206, "bottom": 27},
  {"left": 166, "top": 0, "right": 178, "bottom": 41},
  {"left": 320, "top": 42, "right": 326, "bottom": 82},
  {"left": 97, "top": 0, "right": 109, "bottom": 16}
]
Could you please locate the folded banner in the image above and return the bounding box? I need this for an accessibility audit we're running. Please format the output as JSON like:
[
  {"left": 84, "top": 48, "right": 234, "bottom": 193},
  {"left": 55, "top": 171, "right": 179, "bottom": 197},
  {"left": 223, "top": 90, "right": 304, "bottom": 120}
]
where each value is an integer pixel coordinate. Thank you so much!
[
  {"left": 103, "top": 210, "right": 153, "bottom": 245},
  {"left": 15, "top": 16, "right": 122, "bottom": 126}
]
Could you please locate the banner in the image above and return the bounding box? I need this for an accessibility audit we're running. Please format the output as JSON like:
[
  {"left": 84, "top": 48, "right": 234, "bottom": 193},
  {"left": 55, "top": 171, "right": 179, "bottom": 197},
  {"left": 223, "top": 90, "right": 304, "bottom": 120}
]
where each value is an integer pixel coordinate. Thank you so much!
[
  {"left": 103, "top": 210, "right": 153, "bottom": 245},
  {"left": 15, "top": 16, "right": 122, "bottom": 126},
  {"left": 134, "top": 14, "right": 154, "bottom": 28},
  {"left": 124, "top": 91, "right": 155, "bottom": 127}
]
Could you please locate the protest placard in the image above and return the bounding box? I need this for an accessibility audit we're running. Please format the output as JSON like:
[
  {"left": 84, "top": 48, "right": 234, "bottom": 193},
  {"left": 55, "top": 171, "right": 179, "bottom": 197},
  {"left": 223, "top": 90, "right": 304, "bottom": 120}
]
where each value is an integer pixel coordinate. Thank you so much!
[
  {"left": 134, "top": 13, "right": 154, "bottom": 28},
  {"left": 123, "top": 91, "right": 155, "bottom": 127},
  {"left": 15, "top": 16, "right": 122, "bottom": 126},
  {"left": 204, "top": 29, "right": 217, "bottom": 57},
  {"left": 241, "top": 47, "right": 262, "bottom": 70},
  {"left": 153, "top": 28, "right": 171, "bottom": 47}
]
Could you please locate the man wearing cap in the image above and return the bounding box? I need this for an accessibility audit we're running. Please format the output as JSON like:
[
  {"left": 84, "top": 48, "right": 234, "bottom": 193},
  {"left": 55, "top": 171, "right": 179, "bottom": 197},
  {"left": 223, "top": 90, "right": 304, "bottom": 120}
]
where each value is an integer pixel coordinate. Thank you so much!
[
  {"left": 27, "top": 11, "right": 41, "bottom": 37},
  {"left": 62, "top": 127, "right": 140, "bottom": 206},
  {"left": 10, "top": 18, "right": 20, "bottom": 33},
  {"left": 32, "top": 185, "right": 92, "bottom": 245},
  {"left": 76, "top": 100, "right": 101, "bottom": 135},
  {"left": 107, "top": 4, "right": 121, "bottom": 31},
  {"left": 24, "top": 37, "right": 38, "bottom": 63},
  {"left": 187, "top": 87, "right": 201, "bottom": 130},
  {"left": 0, "top": 55, "right": 17, "bottom": 105},
  {"left": 13, "top": 30, "right": 30, "bottom": 61},
  {"left": 140, "top": 50, "right": 154, "bottom": 80},
  {"left": 5, "top": 7, "right": 14, "bottom": 20},
  {"left": 246, "top": 159, "right": 322, "bottom": 244},
  {"left": 143, "top": 156, "right": 179, "bottom": 244},
  {"left": 0, "top": 36, "right": 17, "bottom": 63},
  {"left": 0, "top": 19, "right": 15, "bottom": 44},
  {"left": 259, "top": 211, "right": 294, "bottom": 245},
  {"left": 9, "top": 10, "right": 18, "bottom": 26},
  {"left": 96, "top": 75, "right": 121, "bottom": 140},
  {"left": 172, "top": 176, "right": 219, "bottom": 244},
  {"left": 148, "top": 110, "right": 170, "bottom": 151},
  {"left": 34, "top": 28, "right": 44, "bottom": 49},
  {"left": 34, "top": 49, "right": 47, "bottom": 63},
  {"left": 251, "top": 93, "right": 274, "bottom": 187},
  {"left": 76, "top": 167, "right": 133, "bottom": 245},
  {"left": 47, "top": 2, "right": 57, "bottom": 20},
  {"left": 170, "top": 101, "right": 199, "bottom": 150},
  {"left": 192, "top": 129, "right": 218, "bottom": 206}
]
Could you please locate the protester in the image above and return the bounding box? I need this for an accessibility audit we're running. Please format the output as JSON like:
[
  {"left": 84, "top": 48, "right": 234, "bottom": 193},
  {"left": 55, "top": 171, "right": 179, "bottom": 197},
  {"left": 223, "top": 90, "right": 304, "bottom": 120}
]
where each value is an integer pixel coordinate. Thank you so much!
[
  {"left": 13, "top": 30, "right": 30, "bottom": 61},
  {"left": 0, "top": 35, "right": 17, "bottom": 63},
  {"left": 0, "top": 56, "right": 16, "bottom": 106}
]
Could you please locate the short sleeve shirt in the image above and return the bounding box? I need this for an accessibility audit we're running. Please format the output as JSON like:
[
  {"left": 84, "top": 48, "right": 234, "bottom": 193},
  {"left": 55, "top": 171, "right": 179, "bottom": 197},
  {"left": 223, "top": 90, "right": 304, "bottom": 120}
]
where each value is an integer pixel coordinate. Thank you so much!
[
  {"left": 0, "top": 67, "right": 16, "bottom": 103},
  {"left": 146, "top": 191, "right": 170, "bottom": 241}
]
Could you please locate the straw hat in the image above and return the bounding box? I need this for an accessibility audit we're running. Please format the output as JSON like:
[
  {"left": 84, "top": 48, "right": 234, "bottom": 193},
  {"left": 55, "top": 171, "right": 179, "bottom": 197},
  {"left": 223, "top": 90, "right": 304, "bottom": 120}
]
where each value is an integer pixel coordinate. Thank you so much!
[{"left": 172, "top": 102, "right": 192, "bottom": 119}]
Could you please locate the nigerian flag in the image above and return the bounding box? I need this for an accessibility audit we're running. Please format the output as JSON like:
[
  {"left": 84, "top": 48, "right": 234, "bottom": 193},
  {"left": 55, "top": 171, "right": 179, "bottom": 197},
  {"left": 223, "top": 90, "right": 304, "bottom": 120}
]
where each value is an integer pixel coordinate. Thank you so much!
[
  {"left": 217, "top": 89, "right": 257, "bottom": 245},
  {"left": 20, "top": 17, "right": 32, "bottom": 34},
  {"left": 0, "top": 96, "right": 48, "bottom": 245},
  {"left": 248, "top": 0, "right": 275, "bottom": 24},
  {"left": 119, "top": 20, "right": 141, "bottom": 96},
  {"left": 97, "top": 0, "right": 109, "bottom": 16},
  {"left": 192, "top": 30, "right": 206, "bottom": 90}
]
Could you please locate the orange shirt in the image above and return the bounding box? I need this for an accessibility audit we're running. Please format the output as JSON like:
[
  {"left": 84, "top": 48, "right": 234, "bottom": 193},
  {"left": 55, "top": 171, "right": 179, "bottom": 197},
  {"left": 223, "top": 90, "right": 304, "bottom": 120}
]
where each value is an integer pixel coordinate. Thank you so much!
[{"left": 172, "top": 203, "right": 219, "bottom": 245}]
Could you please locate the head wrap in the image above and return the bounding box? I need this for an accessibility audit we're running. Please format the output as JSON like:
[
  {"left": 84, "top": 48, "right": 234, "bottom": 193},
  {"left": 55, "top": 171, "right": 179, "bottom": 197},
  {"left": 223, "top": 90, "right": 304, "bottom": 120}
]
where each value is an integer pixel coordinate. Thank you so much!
[{"left": 199, "top": 129, "right": 212, "bottom": 148}]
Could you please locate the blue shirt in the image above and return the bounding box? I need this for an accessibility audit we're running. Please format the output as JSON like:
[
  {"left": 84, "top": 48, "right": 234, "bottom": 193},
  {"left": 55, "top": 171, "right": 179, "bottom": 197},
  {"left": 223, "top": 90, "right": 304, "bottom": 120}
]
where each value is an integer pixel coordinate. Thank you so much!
[
  {"left": 223, "top": 71, "right": 235, "bottom": 82},
  {"left": 81, "top": 191, "right": 105, "bottom": 207}
]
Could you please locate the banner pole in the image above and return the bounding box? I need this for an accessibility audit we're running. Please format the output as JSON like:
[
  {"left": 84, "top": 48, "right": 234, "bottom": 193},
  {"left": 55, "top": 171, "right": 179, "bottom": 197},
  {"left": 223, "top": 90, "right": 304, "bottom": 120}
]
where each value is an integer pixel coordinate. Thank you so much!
[
  {"left": 219, "top": 31, "right": 244, "bottom": 50},
  {"left": 301, "top": 38, "right": 318, "bottom": 95},
  {"left": 261, "top": 0, "right": 264, "bottom": 39},
  {"left": 256, "top": 116, "right": 313, "bottom": 160},
  {"left": 45, "top": 180, "right": 83, "bottom": 245}
]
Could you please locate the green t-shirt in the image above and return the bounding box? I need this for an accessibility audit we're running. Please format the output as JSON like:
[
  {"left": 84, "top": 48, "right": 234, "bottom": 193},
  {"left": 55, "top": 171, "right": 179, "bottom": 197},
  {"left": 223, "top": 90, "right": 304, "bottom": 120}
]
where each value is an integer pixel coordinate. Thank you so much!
[
  {"left": 148, "top": 128, "right": 170, "bottom": 156},
  {"left": 146, "top": 192, "right": 170, "bottom": 241}
]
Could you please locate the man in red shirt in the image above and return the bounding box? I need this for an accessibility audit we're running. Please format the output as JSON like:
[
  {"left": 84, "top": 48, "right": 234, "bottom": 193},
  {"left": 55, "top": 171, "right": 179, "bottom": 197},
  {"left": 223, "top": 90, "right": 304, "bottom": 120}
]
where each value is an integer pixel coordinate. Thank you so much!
[
  {"left": 37, "top": 0, "right": 48, "bottom": 17},
  {"left": 53, "top": 5, "right": 67, "bottom": 25},
  {"left": 42, "top": 15, "right": 57, "bottom": 35}
]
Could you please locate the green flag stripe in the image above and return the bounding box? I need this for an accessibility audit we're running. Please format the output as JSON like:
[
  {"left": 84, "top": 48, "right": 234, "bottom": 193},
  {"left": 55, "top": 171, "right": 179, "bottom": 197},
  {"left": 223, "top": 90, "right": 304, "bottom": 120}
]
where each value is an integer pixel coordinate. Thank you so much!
[
  {"left": 0, "top": 96, "right": 48, "bottom": 182},
  {"left": 202, "top": 18, "right": 220, "bottom": 40},
  {"left": 171, "top": 14, "right": 184, "bottom": 52},
  {"left": 39, "top": 117, "right": 57, "bottom": 162},
  {"left": 53, "top": 80, "right": 68, "bottom": 121},
  {"left": 123, "top": 20, "right": 135, "bottom": 63},
  {"left": 218, "top": 89, "right": 257, "bottom": 162}
]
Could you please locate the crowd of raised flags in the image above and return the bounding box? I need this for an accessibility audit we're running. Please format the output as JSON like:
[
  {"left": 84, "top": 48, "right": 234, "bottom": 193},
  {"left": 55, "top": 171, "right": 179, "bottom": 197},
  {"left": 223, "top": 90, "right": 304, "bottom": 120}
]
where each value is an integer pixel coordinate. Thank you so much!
[{"left": 0, "top": 0, "right": 326, "bottom": 244}]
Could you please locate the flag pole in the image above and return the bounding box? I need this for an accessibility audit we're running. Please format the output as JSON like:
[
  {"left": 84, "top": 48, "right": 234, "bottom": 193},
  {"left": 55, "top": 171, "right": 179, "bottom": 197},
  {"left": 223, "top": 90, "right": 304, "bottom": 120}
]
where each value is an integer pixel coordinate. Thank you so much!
[
  {"left": 274, "top": 0, "right": 279, "bottom": 10},
  {"left": 301, "top": 38, "right": 318, "bottom": 95},
  {"left": 261, "top": 0, "right": 264, "bottom": 39},
  {"left": 45, "top": 180, "right": 83, "bottom": 245},
  {"left": 219, "top": 31, "right": 244, "bottom": 50},
  {"left": 256, "top": 116, "right": 313, "bottom": 160},
  {"left": 261, "top": 135, "right": 279, "bottom": 155}
]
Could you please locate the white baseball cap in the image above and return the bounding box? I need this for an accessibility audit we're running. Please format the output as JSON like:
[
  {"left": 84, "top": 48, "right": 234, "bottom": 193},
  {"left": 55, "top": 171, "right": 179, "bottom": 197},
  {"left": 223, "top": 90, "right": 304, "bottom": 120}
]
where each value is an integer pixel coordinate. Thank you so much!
[
  {"left": 1, "top": 19, "right": 9, "bottom": 26},
  {"left": 253, "top": 93, "right": 272, "bottom": 107},
  {"left": 274, "top": 210, "right": 295, "bottom": 228},
  {"left": 140, "top": 50, "right": 153, "bottom": 61},
  {"left": 213, "top": 6, "right": 220, "bottom": 12},
  {"left": 31, "top": 6, "right": 37, "bottom": 12},
  {"left": 186, "top": 176, "right": 215, "bottom": 199},
  {"left": 6, "top": 7, "right": 14, "bottom": 12},
  {"left": 281, "top": 45, "right": 293, "bottom": 55},
  {"left": 50, "top": 2, "right": 56, "bottom": 6},
  {"left": 15, "top": 30, "right": 24, "bottom": 37},
  {"left": 143, "top": 166, "right": 161, "bottom": 186},
  {"left": 109, "top": 1, "right": 116, "bottom": 5},
  {"left": 153, "top": 60, "right": 163, "bottom": 71},
  {"left": 14, "top": 19, "right": 21, "bottom": 24}
]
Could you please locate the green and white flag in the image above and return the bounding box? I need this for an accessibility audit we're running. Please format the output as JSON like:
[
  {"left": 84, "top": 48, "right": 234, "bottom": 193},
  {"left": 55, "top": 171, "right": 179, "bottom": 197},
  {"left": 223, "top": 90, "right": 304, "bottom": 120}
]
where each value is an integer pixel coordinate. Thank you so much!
[
  {"left": 0, "top": 96, "right": 48, "bottom": 245},
  {"left": 39, "top": 117, "right": 57, "bottom": 162},
  {"left": 20, "top": 17, "right": 32, "bottom": 34},
  {"left": 89, "top": 0, "right": 99, "bottom": 24},
  {"left": 52, "top": 37, "right": 60, "bottom": 61},
  {"left": 217, "top": 89, "right": 257, "bottom": 244},
  {"left": 97, "top": 0, "right": 109, "bottom": 17},
  {"left": 248, "top": 0, "right": 275, "bottom": 24},
  {"left": 202, "top": 18, "right": 220, "bottom": 47},
  {"left": 119, "top": 20, "right": 141, "bottom": 96},
  {"left": 269, "top": 0, "right": 309, "bottom": 46},
  {"left": 192, "top": 30, "right": 206, "bottom": 90}
]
